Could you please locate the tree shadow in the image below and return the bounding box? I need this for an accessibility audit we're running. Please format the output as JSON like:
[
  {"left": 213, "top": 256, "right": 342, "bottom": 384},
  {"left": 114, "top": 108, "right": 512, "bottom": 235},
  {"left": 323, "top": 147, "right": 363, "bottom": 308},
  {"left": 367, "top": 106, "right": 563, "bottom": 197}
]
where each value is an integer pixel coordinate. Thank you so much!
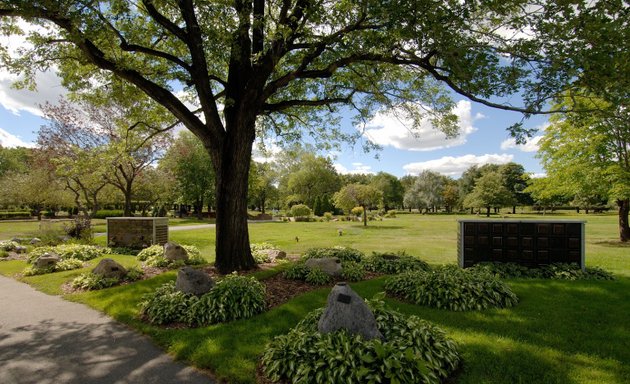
[
  {"left": 0, "top": 319, "right": 214, "bottom": 384},
  {"left": 593, "top": 240, "right": 630, "bottom": 248}
]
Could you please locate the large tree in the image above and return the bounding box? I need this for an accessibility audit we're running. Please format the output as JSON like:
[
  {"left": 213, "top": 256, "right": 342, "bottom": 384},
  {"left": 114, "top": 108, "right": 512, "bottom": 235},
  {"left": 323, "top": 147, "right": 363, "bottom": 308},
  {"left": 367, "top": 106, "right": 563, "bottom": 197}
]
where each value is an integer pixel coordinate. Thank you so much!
[
  {"left": 538, "top": 95, "right": 630, "bottom": 241},
  {"left": 1, "top": 1, "right": 621, "bottom": 272},
  {"left": 463, "top": 171, "right": 514, "bottom": 217}
]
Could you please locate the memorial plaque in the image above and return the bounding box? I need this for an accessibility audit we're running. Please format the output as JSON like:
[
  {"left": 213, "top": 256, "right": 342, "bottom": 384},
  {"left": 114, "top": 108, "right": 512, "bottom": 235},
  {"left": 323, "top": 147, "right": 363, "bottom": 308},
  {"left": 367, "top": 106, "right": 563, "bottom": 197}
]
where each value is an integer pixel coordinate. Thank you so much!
[{"left": 458, "top": 220, "right": 584, "bottom": 270}]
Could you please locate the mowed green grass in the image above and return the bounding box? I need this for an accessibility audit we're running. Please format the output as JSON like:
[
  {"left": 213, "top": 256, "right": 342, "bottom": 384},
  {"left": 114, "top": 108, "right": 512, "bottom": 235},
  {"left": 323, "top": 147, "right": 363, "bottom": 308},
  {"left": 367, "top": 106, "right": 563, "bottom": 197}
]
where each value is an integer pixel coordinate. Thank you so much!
[{"left": 1, "top": 212, "right": 629, "bottom": 383}]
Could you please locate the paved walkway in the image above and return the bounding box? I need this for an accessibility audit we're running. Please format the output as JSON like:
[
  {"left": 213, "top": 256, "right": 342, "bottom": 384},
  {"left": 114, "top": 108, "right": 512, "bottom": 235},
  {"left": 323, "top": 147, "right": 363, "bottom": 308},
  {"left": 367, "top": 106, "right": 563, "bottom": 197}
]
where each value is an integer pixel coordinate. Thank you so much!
[{"left": 0, "top": 276, "right": 215, "bottom": 384}]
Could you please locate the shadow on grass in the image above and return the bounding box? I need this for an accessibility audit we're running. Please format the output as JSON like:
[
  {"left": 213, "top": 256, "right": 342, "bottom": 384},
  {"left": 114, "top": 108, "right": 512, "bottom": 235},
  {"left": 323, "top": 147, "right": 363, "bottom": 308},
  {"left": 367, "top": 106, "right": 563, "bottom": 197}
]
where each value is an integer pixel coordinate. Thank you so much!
[
  {"left": 387, "top": 277, "right": 630, "bottom": 384},
  {"left": 593, "top": 240, "right": 630, "bottom": 248}
]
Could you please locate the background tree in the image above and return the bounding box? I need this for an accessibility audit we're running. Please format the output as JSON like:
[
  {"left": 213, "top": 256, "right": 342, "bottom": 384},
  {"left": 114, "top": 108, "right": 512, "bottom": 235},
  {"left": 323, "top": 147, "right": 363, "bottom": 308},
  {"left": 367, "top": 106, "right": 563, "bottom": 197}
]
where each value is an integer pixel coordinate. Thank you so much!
[
  {"left": 463, "top": 171, "right": 514, "bottom": 217},
  {"left": 524, "top": 177, "right": 571, "bottom": 215},
  {"left": 160, "top": 131, "right": 215, "bottom": 218},
  {"left": 2, "top": 1, "right": 621, "bottom": 272},
  {"left": 369, "top": 172, "right": 404, "bottom": 211},
  {"left": 333, "top": 184, "right": 382, "bottom": 227},
  {"left": 538, "top": 95, "right": 630, "bottom": 241},
  {"left": 0, "top": 146, "right": 30, "bottom": 177},
  {"left": 403, "top": 171, "right": 445, "bottom": 213},
  {"left": 499, "top": 162, "right": 533, "bottom": 214},
  {"left": 281, "top": 153, "right": 340, "bottom": 209},
  {"left": 248, "top": 161, "right": 278, "bottom": 215},
  {"left": 441, "top": 179, "right": 460, "bottom": 213},
  {"left": 39, "top": 98, "right": 171, "bottom": 217}
]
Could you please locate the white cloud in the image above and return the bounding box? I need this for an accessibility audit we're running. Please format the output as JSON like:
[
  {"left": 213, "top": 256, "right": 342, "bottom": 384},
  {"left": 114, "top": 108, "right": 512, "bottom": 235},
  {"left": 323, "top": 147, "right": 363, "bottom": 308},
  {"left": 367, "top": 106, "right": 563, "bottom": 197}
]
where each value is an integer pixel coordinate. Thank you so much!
[
  {"left": 362, "top": 100, "right": 479, "bottom": 152},
  {"left": 530, "top": 172, "right": 546, "bottom": 179},
  {"left": 0, "top": 21, "right": 67, "bottom": 116},
  {"left": 500, "top": 135, "right": 543, "bottom": 152},
  {"left": 0, "top": 127, "right": 36, "bottom": 148},
  {"left": 0, "top": 71, "right": 67, "bottom": 116},
  {"left": 334, "top": 162, "right": 374, "bottom": 175},
  {"left": 403, "top": 153, "right": 514, "bottom": 177}
]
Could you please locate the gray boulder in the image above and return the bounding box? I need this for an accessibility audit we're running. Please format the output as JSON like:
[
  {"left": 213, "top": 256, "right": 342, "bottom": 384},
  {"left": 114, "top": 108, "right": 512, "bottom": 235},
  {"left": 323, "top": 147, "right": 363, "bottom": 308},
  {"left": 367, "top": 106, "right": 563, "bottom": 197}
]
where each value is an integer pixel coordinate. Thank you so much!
[
  {"left": 318, "top": 283, "right": 383, "bottom": 341},
  {"left": 305, "top": 257, "right": 342, "bottom": 276},
  {"left": 267, "top": 249, "right": 287, "bottom": 261},
  {"left": 92, "top": 258, "right": 127, "bottom": 279},
  {"left": 164, "top": 242, "right": 189, "bottom": 262},
  {"left": 35, "top": 253, "right": 60, "bottom": 269},
  {"left": 175, "top": 266, "right": 214, "bottom": 296},
  {"left": 29, "top": 238, "right": 41, "bottom": 245},
  {"left": 15, "top": 245, "right": 27, "bottom": 254}
]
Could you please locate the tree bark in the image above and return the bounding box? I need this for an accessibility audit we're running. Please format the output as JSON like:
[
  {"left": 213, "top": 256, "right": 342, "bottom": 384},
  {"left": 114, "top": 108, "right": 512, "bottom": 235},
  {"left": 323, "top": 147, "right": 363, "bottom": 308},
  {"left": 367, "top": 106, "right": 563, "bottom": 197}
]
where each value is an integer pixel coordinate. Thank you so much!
[
  {"left": 618, "top": 199, "right": 630, "bottom": 242},
  {"left": 486, "top": 206, "right": 490, "bottom": 217},
  {"left": 362, "top": 205, "right": 368, "bottom": 227},
  {"left": 212, "top": 119, "right": 257, "bottom": 273}
]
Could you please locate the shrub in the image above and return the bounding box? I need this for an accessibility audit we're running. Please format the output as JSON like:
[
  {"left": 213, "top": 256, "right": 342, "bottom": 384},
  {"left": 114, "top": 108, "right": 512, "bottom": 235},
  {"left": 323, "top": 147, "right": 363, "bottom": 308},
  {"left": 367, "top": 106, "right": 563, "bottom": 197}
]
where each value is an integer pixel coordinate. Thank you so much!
[
  {"left": 290, "top": 204, "right": 312, "bottom": 219},
  {"left": 139, "top": 282, "right": 199, "bottom": 325},
  {"left": 323, "top": 212, "right": 334, "bottom": 221},
  {"left": 91, "top": 209, "right": 124, "bottom": 219},
  {"left": 384, "top": 265, "right": 519, "bottom": 311},
  {"left": 468, "top": 262, "right": 615, "bottom": 281},
  {"left": 261, "top": 298, "right": 460, "bottom": 384},
  {"left": 385, "top": 209, "right": 397, "bottom": 218},
  {"left": 302, "top": 246, "right": 365, "bottom": 262},
  {"left": 0, "top": 240, "right": 19, "bottom": 251},
  {"left": 362, "top": 252, "right": 431, "bottom": 274},
  {"left": 0, "top": 250, "right": 8, "bottom": 258},
  {"left": 0, "top": 211, "right": 31, "bottom": 219},
  {"left": 27, "top": 244, "right": 110, "bottom": 264},
  {"left": 188, "top": 274, "right": 266, "bottom": 326},
  {"left": 125, "top": 266, "right": 144, "bottom": 281},
  {"left": 23, "top": 258, "right": 85, "bottom": 276},
  {"left": 304, "top": 267, "right": 332, "bottom": 285},
  {"left": 351, "top": 206, "right": 364, "bottom": 217},
  {"left": 340, "top": 261, "right": 366, "bottom": 282},
  {"left": 71, "top": 273, "right": 120, "bottom": 290},
  {"left": 63, "top": 216, "right": 93, "bottom": 240}
]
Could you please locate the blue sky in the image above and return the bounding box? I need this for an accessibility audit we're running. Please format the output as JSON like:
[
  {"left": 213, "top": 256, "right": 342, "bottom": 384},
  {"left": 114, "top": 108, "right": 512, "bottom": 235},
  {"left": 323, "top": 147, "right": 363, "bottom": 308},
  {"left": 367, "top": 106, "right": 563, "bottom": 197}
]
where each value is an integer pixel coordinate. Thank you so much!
[{"left": 0, "top": 67, "right": 547, "bottom": 179}]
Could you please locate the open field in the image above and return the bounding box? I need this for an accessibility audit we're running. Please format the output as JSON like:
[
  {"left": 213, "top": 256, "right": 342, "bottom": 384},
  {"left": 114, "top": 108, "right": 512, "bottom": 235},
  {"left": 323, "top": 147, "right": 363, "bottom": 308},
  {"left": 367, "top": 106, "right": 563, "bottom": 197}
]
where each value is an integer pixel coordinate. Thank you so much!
[{"left": 1, "top": 212, "right": 629, "bottom": 383}]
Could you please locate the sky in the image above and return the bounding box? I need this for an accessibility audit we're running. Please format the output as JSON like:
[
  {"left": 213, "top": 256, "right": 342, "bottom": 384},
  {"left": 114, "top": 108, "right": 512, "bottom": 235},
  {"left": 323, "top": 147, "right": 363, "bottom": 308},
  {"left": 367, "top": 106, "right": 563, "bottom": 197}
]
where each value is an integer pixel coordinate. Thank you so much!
[{"left": 0, "top": 63, "right": 547, "bottom": 180}]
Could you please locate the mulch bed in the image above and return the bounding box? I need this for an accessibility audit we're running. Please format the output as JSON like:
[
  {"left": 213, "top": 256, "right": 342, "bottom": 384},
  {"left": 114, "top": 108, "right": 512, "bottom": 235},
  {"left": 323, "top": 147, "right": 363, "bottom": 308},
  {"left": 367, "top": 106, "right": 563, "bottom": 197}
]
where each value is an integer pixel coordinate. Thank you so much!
[{"left": 0, "top": 251, "right": 28, "bottom": 261}]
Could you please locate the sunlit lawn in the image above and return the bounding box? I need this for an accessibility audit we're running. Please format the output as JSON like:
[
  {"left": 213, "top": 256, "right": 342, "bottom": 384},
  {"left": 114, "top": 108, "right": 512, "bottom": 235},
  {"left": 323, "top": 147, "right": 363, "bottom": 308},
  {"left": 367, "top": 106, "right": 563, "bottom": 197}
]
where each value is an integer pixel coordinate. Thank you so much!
[{"left": 1, "top": 212, "right": 629, "bottom": 383}]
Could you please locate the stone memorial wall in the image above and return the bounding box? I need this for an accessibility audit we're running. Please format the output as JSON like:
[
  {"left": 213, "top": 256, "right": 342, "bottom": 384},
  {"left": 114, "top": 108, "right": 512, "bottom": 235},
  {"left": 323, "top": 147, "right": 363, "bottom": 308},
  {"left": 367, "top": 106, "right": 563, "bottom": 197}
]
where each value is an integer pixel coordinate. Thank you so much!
[{"left": 458, "top": 219, "right": 585, "bottom": 270}]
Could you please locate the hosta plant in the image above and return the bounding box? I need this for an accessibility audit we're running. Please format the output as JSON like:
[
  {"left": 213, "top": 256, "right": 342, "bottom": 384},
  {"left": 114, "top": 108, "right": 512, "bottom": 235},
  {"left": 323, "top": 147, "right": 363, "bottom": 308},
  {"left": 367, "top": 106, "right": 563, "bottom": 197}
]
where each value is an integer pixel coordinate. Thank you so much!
[
  {"left": 27, "top": 244, "right": 110, "bottom": 263},
  {"left": 469, "top": 262, "right": 615, "bottom": 280},
  {"left": 304, "top": 267, "right": 332, "bottom": 285},
  {"left": 139, "top": 282, "right": 199, "bottom": 325},
  {"left": 251, "top": 242, "right": 275, "bottom": 263},
  {"left": 302, "top": 246, "right": 365, "bottom": 262},
  {"left": 23, "top": 258, "right": 84, "bottom": 276},
  {"left": 261, "top": 298, "right": 460, "bottom": 384},
  {"left": 188, "top": 274, "right": 266, "bottom": 326},
  {"left": 141, "top": 274, "right": 267, "bottom": 326},
  {"left": 362, "top": 252, "right": 431, "bottom": 274},
  {"left": 384, "top": 265, "right": 519, "bottom": 311},
  {"left": 70, "top": 266, "right": 143, "bottom": 290},
  {"left": 0, "top": 240, "right": 19, "bottom": 251},
  {"left": 340, "top": 261, "right": 366, "bottom": 282},
  {"left": 138, "top": 244, "right": 205, "bottom": 268}
]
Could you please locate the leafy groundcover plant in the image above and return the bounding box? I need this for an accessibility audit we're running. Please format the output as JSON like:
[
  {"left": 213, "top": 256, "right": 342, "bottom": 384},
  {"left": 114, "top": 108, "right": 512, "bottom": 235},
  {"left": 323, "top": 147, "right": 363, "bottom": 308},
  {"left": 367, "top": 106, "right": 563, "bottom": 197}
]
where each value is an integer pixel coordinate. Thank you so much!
[
  {"left": 71, "top": 267, "right": 143, "bottom": 290},
  {"left": 384, "top": 265, "right": 519, "bottom": 311},
  {"left": 27, "top": 244, "right": 110, "bottom": 263},
  {"left": 136, "top": 244, "right": 205, "bottom": 268},
  {"left": 140, "top": 274, "right": 266, "bottom": 326},
  {"left": 261, "top": 298, "right": 460, "bottom": 384},
  {"left": 362, "top": 252, "right": 430, "bottom": 274},
  {"left": 469, "top": 262, "right": 615, "bottom": 280},
  {"left": 302, "top": 246, "right": 365, "bottom": 262},
  {"left": 23, "top": 258, "right": 84, "bottom": 276},
  {"left": 250, "top": 242, "right": 275, "bottom": 264}
]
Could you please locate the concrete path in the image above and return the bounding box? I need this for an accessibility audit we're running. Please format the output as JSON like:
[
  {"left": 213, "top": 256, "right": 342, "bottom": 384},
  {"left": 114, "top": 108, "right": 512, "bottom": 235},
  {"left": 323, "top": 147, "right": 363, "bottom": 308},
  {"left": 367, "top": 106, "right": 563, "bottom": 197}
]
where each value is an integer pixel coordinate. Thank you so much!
[{"left": 0, "top": 276, "right": 215, "bottom": 384}]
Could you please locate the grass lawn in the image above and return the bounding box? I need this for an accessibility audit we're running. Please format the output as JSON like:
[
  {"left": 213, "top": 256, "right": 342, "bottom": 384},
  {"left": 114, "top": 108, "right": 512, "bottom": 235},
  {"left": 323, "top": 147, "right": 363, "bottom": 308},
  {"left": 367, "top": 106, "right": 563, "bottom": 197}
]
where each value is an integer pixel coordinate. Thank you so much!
[{"left": 1, "top": 212, "right": 629, "bottom": 383}]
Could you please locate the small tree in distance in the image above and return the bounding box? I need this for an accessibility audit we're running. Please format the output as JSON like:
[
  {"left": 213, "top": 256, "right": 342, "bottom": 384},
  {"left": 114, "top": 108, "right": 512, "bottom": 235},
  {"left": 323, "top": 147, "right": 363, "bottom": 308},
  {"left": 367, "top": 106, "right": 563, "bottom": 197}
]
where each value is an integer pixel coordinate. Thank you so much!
[{"left": 333, "top": 184, "right": 382, "bottom": 227}]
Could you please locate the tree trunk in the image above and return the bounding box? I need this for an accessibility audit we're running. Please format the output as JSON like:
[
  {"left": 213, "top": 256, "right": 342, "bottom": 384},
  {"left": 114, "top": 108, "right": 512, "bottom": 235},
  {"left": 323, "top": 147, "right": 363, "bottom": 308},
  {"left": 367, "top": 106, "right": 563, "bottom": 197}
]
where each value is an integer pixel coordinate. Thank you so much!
[
  {"left": 512, "top": 205, "right": 516, "bottom": 214},
  {"left": 362, "top": 205, "right": 368, "bottom": 227},
  {"left": 618, "top": 199, "right": 630, "bottom": 242},
  {"left": 486, "top": 206, "right": 490, "bottom": 217},
  {"left": 212, "top": 121, "right": 257, "bottom": 273}
]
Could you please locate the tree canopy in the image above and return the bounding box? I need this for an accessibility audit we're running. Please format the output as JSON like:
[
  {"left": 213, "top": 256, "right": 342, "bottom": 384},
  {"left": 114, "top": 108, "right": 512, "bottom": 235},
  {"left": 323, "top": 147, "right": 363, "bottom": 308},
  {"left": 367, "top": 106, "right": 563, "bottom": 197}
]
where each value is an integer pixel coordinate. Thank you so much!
[{"left": 1, "top": 0, "right": 625, "bottom": 271}]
